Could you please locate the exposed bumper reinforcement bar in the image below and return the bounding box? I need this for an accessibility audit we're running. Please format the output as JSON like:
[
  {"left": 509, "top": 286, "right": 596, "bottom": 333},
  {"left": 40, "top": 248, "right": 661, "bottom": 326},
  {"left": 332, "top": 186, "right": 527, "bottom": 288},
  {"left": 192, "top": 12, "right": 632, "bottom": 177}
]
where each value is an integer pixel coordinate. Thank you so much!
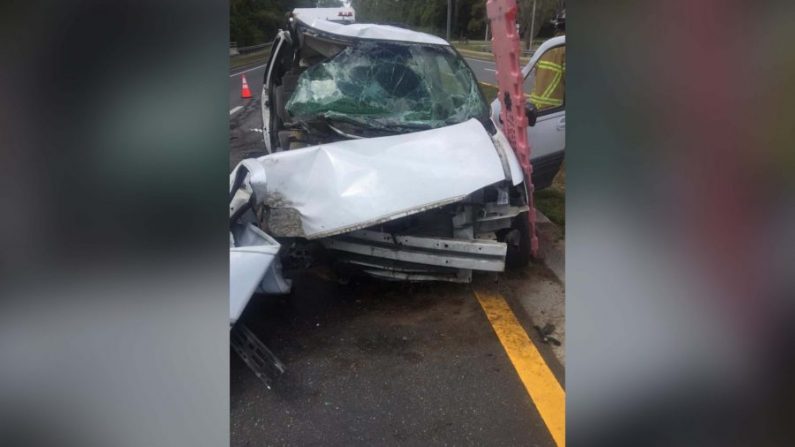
[{"left": 321, "top": 230, "right": 507, "bottom": 279}]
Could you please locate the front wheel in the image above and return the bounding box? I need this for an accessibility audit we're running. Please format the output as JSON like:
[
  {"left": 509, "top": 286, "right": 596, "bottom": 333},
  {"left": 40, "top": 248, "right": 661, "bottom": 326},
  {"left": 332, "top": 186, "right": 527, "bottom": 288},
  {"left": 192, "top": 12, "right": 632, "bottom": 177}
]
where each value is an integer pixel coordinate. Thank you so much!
[{"left": 500, "top": 212, "right": 531, "bottom": 268}]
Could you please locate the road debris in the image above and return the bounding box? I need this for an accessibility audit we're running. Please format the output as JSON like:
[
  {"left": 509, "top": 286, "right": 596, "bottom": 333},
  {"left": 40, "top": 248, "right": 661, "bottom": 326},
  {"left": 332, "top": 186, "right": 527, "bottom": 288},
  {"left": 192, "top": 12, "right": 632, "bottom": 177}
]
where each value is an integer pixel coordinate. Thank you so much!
[{"left": 534, "top": 323, "right": 561, "bottom": 346}]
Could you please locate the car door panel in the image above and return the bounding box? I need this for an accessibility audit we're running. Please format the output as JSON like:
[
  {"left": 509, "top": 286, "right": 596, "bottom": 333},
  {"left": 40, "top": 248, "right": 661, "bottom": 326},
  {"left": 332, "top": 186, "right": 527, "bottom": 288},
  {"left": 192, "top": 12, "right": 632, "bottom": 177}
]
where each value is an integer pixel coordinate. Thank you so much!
[
  {"left": 524, "top": 37, "right": 565, "bottom": 188},
  {"left": 489, "top": 36, "right": 565, "bottom": 190}
]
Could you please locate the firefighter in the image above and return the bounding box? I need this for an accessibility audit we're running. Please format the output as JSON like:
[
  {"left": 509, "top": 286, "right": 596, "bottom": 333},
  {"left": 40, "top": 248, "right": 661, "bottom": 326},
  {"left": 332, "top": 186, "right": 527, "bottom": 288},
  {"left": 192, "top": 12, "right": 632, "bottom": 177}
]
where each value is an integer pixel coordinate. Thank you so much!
[{"left": 529, "top": 11, "right": 565, "bottom": 111}]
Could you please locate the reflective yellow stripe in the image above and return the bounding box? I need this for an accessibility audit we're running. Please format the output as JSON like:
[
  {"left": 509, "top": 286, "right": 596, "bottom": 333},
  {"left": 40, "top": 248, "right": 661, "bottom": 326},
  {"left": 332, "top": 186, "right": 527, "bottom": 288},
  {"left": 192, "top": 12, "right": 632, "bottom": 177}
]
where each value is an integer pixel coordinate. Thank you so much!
[
  {"left": 530, "top": 100, "right": 562, "bottom": 109},
  {"left": 542, "top": 70, "right": 562, "bottom": 98},
  {"left": 529, "top": 94, "right": 563, "bottom": 107},
  {"left": 529, "top": 94, "right": 560, "bottom": 104},
  {"left": 538, "top": 60, "right": 562, "bottom": 69},
  {"left": 532, "top": 53, "right": 564, "bottom": 108},
  {"left": 530, "top": 91, "right": 562, "bottom": 104},
  {"left": 532, "top": 100, "right": 563, "bottom": 108},
  {"left": 537, "top": 60, "right": 563, "bottom": 72}
]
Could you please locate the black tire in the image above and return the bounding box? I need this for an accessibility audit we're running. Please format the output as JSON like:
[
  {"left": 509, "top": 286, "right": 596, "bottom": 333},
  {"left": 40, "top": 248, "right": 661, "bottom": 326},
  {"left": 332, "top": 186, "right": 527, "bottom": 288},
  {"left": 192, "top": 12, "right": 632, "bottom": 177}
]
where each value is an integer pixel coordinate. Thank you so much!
[{"left": 501, "top": 212, "right": 532, "bottom": 268}]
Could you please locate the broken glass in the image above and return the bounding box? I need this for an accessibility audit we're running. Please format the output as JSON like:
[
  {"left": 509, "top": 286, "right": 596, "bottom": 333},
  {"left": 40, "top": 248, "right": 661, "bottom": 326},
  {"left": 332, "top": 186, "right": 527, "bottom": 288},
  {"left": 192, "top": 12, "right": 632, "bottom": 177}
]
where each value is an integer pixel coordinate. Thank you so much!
[{"left": 286, "top": 42, "right": 488, "bottom": 132}]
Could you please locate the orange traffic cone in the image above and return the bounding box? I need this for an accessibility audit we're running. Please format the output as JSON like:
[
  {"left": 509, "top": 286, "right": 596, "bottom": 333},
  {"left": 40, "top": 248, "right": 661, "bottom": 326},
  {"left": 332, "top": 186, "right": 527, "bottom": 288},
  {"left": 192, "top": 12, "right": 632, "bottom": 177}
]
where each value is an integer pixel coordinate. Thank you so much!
[{"left": 241, "top": 74, "right": 252, "bottom": 99}]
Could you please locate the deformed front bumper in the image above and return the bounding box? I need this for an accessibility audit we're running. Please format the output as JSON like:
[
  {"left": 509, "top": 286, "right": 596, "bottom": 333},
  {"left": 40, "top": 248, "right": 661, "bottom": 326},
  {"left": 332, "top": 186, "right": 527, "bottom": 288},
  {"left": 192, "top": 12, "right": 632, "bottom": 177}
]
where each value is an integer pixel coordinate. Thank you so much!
[
  {"left": 230, "top": 118, "right": 527, "bottom": 301},
  {"left": 322, "top": 229, "right": 507, "bottom": 283}
]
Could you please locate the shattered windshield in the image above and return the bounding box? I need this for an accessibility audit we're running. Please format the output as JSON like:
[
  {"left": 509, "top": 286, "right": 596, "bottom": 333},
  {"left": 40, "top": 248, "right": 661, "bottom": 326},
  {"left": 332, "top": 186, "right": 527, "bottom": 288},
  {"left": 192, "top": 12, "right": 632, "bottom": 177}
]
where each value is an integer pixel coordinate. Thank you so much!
[{"left": 285, "top": 42, "right": 488, "bottom": 132}]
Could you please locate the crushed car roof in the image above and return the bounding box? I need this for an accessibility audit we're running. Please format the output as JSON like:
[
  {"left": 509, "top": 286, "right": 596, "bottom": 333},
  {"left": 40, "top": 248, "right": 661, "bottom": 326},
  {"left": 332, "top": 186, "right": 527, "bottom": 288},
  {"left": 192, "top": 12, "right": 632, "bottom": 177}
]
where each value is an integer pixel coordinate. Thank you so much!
[{"left": 294, "top": 17, "right": 450, "bottom": 46}]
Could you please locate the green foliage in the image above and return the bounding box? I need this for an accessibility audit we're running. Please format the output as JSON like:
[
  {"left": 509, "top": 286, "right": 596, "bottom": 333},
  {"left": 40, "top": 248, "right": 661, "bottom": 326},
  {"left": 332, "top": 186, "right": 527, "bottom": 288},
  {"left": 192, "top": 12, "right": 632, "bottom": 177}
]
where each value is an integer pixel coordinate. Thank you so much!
[
  {"left": 230, "top": 0, "right": 314, "bottom": 46},
  {"left": 518, "top": 0, "right": 559, "bottom": 46},
  {"left": 351, "top": 0, "right": 551, "bottom": 41},
  {"left": 535, "top": 187, "right": 565, "bottom": 227},
  {"left": 467, "top": 1, "right": 487, "bottom": 37},
  {"left": 478, "top": 82, "right": 498, "bottom": 102},
  {"left": 353, "top": 0, "right": 480, "bottom": 39},
  {"left": 231, "top": 0, "right": 561, "bottom": 46}
]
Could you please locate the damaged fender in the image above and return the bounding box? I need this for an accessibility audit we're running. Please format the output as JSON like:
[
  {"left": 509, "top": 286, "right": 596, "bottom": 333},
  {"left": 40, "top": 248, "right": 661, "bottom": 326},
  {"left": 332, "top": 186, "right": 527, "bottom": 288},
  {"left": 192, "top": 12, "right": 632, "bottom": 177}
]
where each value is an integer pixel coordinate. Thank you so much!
[{"left": 229, "top": 223, "right": 292, "bottom": 325}]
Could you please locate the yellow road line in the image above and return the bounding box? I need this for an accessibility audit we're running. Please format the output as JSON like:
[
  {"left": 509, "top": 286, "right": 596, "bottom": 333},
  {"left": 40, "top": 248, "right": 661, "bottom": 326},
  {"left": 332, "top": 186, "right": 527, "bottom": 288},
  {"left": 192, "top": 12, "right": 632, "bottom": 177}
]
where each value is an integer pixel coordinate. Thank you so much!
[{"left": 474, "top": 289, "right": 565, "bottom": 446}]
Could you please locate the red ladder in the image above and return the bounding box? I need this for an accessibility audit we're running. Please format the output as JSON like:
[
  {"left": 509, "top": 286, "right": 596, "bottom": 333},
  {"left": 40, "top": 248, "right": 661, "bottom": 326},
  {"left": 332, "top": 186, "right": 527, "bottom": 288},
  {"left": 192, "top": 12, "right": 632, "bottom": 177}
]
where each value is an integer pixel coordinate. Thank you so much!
[{"left": 487, "top": 0, "right": 539, "bottom": 257}]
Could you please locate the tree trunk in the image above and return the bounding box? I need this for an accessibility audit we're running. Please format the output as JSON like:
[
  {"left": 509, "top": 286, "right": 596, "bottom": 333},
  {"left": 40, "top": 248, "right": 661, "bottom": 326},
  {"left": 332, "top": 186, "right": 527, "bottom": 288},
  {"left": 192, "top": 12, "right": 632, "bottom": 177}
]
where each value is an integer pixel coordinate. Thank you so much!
[
  {"left": 529, "top": 0, "right": 536, "bottom": 50},
  {"left": 522, "top": 0, "right": 534, "bottom": 49},
  {"left": 454, "top": 0, "right": 460, "bottom": 40}
]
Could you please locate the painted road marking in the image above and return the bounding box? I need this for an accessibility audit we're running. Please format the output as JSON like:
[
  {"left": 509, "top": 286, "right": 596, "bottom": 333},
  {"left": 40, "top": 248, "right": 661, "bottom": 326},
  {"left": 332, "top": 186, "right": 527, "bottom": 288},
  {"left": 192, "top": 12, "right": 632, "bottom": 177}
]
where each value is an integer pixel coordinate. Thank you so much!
[
  {"left": 485, "top": 68, "right": 496, "bottom": 72},
  {"left": 229, "top": 106, "right": 243, "bottom": 116},
  {"left": 230, "top": 63, "right": 268, "bottom": 78},
  {"left": 474, "top": 289, "right": 565, "bottom": 446}
]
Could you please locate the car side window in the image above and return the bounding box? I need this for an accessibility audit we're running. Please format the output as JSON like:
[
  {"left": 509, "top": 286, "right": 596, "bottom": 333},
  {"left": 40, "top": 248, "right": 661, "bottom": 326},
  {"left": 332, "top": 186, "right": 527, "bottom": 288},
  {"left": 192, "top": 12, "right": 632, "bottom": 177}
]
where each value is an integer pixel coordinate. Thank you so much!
[{"left": 524, "top": 44, "right": 565, "bottom": 114}]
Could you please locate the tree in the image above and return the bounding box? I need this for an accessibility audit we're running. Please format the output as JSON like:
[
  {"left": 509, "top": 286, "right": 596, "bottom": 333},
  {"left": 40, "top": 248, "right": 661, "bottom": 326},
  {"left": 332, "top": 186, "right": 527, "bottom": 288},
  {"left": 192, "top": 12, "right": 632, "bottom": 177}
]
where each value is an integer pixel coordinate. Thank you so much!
[
  {"left": 233, "top": 0, "right": 540, "bottom": 43},
  {"left": 230, "top": 0, "right": 315, "bottom": 46},
  {"left": 518, "top": 0, "right": 559, "bottom": 49},
  {"left": 466, "top": 0, "right": 487, "bottom": 38}
]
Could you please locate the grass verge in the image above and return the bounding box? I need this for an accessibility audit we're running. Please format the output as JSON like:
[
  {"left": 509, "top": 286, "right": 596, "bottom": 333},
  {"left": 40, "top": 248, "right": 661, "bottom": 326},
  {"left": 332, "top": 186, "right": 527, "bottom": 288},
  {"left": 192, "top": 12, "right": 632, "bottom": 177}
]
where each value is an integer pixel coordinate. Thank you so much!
[
  {"left": 535, "top": 189, "right": 564, "bottom": 228},
  {"left": 452, "top": 39, "right": 546, "bottom": 52},
  {"left": 456, "top": 47, "right": 530, "bottom": 65},
  {"left": 453, "top": 40, "right": 543, "bottom": 65},
  {"left": 535, "top": 163, "right": 565, "bottom": 228},
  {"left": 479, "top": 82, "right": 499, "bottom": 102}
]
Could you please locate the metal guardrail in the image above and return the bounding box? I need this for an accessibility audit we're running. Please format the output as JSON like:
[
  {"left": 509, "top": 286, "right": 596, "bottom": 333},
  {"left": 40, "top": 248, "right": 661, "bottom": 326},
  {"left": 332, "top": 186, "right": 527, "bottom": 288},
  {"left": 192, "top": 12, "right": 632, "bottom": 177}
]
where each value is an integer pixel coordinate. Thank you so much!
[{"left": 231, "top": 41, "right": 274, "bottom": 55}]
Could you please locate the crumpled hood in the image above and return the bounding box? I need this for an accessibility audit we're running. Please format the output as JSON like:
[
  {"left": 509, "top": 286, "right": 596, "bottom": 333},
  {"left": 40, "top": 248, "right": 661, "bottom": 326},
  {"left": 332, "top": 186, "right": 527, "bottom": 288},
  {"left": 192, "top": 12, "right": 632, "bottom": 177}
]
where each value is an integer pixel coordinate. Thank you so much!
[{"left": 232, "top": 118, "right": 522, "bottom": 239}]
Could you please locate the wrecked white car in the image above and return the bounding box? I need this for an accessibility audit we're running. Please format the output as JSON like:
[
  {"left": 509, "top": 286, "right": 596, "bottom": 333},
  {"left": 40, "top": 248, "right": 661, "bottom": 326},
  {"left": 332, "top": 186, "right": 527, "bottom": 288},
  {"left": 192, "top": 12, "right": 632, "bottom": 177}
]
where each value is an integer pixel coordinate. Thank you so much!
[{"left": 230, "top": 18, "right": 536, "bottom": 326}]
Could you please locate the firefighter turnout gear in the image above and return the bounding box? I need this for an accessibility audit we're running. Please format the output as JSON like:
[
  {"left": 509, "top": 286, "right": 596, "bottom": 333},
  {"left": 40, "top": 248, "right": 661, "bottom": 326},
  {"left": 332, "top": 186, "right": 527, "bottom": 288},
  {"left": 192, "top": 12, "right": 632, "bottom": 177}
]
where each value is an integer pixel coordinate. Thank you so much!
[{"left": 529, "top": 46, "right": 565, "bottom": 110}]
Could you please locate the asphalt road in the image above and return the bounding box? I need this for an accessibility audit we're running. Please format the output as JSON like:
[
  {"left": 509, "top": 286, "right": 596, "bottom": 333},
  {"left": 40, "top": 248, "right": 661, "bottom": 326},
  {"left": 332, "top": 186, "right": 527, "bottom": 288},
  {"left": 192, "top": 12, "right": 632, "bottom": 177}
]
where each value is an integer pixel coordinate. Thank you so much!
[
  {"left": 231, "top": 269, "right": 563, "bottom": 446},
  {"left": 463, "top": 57, "right": 499, "bottom": 85}
]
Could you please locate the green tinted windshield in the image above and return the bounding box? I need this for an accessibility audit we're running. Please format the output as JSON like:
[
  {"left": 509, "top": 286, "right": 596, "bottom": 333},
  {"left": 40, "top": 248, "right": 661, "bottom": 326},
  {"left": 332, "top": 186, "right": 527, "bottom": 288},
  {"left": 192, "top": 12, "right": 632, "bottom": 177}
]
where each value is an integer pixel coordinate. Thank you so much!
[{"left": 286, "top": 42, "right": 488, "bottom": 131}]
